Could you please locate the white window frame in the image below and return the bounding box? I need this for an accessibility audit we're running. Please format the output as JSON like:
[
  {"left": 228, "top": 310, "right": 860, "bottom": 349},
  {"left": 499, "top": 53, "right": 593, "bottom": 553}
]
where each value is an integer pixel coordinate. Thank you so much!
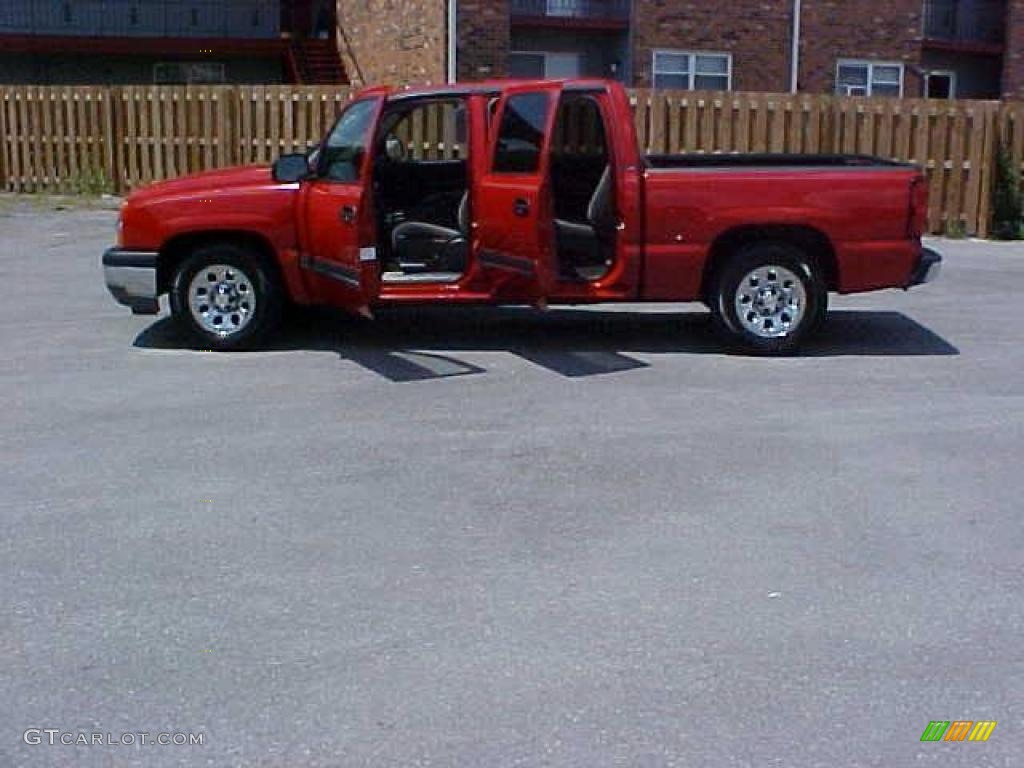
[
  {"left": 652, "top": 49, "right": 732, "bottom": 91},
  {"left": 924, "top": 70, "right": 957, "bottom": 99},
  {"left": 835, "top": 59, "right": 905, "bottom": 98}
]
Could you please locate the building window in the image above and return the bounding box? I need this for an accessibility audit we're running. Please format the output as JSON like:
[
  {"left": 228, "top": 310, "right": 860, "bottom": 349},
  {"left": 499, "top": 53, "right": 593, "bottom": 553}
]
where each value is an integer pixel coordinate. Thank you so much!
[
  {"left": 652, "top": 50, "right": 731, "bottom": 91},
  {"left": 924, "top": 71, "right": 956, "bottom": 99},
  {"left": 509, "top": 51, "right": 582, "bottom": 79},
  {"left": 836, "top": 60, "right": 904, "bottom": 97},
  {"left": 154, "top": 62, "right": 226, "bottom": 85},
  {"left": 509, "top": 53, "right": 546, "bottom": 79}
]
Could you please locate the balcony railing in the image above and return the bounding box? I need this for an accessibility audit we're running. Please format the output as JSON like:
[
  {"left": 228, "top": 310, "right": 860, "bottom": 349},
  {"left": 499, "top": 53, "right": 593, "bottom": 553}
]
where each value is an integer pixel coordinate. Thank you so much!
[
  {"left": 510, "top": 0, "right": 631, "bottom": 21},
  {"left": 0, "top": 0, "right": 283, "bottom": 40},
  {"left": 923, "top": 0, "right": 1005, "bottom": 44}
]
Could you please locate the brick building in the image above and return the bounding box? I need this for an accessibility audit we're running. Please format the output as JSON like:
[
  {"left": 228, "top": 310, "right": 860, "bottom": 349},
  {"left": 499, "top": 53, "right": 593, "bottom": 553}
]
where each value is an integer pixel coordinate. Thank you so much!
[
  {"left": 337, "top": 0, "right": 449, "bottom": 85},
  {"left": 0, "top": 1, "right": 346, "bottom": 85},
  {"left": 340, "top": 0, "right": 1019, "bottom": 99},
  {"left": 1003, "top": 0, "right": 1024, "bottom": 96}
]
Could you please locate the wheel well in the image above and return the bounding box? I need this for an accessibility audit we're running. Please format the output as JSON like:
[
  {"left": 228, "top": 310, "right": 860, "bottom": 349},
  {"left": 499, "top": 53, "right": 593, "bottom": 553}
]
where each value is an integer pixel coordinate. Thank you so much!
[
  {"left": 157, "top": 230, "right": 283, "bottom": 295},
  {"left": 700, "top": 225, "right": 838, "bottom": 301}
]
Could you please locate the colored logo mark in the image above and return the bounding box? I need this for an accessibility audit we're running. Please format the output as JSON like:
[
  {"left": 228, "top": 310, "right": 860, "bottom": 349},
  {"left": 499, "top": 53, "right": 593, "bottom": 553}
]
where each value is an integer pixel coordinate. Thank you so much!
[{"left": 921, "top": 720, "right": 996, "bottom": 742}]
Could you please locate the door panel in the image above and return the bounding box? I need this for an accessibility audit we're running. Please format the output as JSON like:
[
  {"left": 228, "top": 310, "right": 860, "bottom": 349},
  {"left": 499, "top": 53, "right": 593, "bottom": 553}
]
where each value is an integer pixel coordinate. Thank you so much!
[
  {"left": 475, "top": 83, "right": 562, "bottom": 299},
  {"left": 299, "top": 97, "right": 383, "bottom": 311},
  {"left": 301, "top": 181, "right": 372, "bottom": 299}
]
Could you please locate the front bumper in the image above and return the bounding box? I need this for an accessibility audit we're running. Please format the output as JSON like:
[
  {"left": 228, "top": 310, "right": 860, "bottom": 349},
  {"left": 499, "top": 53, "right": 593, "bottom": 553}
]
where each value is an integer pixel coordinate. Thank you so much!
[
  {"left": 102, "top": 248, "right": 160, "bottom": 315},
  {"left": 907, "top": 247, "right": 942, "bottom": 288}
]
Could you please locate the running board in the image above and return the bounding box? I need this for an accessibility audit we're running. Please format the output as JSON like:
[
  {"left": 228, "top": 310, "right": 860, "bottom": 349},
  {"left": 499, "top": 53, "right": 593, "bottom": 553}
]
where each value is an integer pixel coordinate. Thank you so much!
[{"left": 381, "top": 271, "right": 462, "bottom": 284}]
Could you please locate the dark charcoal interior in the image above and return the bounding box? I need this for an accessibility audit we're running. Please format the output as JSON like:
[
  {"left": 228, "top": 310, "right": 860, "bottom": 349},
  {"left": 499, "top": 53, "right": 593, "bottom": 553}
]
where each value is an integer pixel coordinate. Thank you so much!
[
  {"left": 371, "top": 94, "right": 622, "bottom": 286},
  {"left": 373, "top": 103, "right": 469, "bottom": 282},
  {"left": 550, "top": 95, "right": 617, "bottom": 282},
  {"left": 551, "top": 154, "right": 607, "bottom": 222}
]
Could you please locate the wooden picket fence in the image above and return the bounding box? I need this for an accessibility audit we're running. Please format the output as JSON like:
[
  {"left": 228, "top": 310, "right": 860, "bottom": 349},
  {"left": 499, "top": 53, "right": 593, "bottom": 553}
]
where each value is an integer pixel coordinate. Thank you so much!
[
  {"left": 630, "top": 90, "right": 1022, "bottom": 238},
  {"left": 1, "top": 84, "right": 1023, "bottom": 237},
  {"left": 0, "top": 85, "right": 352, "bottom": 195}
]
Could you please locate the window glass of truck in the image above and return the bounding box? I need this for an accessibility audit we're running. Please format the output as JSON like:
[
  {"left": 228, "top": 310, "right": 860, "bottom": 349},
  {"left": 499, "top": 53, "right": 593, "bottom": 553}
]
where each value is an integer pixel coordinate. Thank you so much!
[
  {"left": 493, "top": 92, "right": 552, "bottom": 173},
  {"left": 320, "top": 99, "right": 377, "bottom": 182}
]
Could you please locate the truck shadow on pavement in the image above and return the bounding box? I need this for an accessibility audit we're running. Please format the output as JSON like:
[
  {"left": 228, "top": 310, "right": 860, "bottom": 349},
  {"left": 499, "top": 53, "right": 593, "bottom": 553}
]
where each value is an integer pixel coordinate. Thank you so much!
[{"left": 134, "top": 307, "right": 958, "bottom": 382}]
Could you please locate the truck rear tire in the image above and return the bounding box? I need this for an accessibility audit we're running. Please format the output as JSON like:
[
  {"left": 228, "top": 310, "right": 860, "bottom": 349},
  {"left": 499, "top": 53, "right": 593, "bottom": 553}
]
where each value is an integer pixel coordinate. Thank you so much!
[
  {"left": 711, "top": 242, "right": 827, "bottom": 355},
  {"left": 169, "top": 242, "right": 283, "bottom": 351}
]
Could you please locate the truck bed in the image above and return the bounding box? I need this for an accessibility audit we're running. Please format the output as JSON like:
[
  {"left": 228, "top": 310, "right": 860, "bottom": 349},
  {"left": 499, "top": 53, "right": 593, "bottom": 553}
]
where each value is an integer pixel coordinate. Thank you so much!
[
  {"left": 638, "top": 152, "right": 924, "bottom": 300},
  {"left": 644, "top": 153, "right": 911, "bottom": 170}
]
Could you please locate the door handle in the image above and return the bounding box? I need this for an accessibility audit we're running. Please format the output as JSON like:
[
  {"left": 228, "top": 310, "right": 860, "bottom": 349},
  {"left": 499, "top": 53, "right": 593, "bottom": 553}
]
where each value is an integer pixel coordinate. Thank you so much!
[
  {"left": 513, "top": 198, "right": 530, "bottom": 217},
  {"left": 340, "top": 205, "right": 357, "bottom": 224}
]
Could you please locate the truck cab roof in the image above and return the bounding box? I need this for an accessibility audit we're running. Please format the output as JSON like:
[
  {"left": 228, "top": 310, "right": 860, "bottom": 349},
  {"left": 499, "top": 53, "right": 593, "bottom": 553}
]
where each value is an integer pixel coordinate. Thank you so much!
[{"left": 353, "top": 78, "right": 618, "bottom": 104}]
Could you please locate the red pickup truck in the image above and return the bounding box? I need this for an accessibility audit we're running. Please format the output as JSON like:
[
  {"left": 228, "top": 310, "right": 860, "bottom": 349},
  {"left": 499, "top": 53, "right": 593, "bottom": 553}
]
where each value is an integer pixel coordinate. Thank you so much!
[{"left": 103, "top": 78, "right": 940, "bottom": 354}]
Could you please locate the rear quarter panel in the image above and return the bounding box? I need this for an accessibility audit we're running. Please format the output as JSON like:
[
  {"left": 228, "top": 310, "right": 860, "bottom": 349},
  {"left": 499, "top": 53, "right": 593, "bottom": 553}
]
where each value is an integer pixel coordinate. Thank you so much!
[{"left": 641, "top": 166, "right": 921, "bottom": 299}]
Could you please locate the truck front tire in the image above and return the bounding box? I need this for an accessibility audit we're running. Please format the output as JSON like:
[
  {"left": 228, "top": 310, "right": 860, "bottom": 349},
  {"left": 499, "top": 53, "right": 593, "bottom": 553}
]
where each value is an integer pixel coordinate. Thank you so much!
[
  {"left": 169, "top": 243, "right": 283, "bottom": 351},
  {"left": 711, "top": 242, "right": 827, "bottom": 355}
]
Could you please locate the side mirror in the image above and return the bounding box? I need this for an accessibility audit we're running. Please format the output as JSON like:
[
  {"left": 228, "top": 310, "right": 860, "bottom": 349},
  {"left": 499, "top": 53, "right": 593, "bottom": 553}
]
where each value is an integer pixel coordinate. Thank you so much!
[{"left": 272, "top": 153, "right": 312, "bottom": 183}]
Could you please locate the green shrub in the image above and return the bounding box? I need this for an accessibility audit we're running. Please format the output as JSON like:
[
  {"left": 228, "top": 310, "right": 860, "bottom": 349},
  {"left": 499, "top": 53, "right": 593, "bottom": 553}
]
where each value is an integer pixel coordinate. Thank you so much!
[
  {"left": 62, "top": 167, "right": 114, "bottom": 197},
  {"left": 944, "top": 217, "right": 967, "bottom": 239},
  {"left": 992, "top": 142, "right": 1023, "bottom": 240}
]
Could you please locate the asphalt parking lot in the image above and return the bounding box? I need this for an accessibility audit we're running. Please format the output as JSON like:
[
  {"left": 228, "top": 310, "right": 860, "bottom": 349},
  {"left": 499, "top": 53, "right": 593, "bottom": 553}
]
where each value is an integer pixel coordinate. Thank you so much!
[{"left": 2, "top": 199, "right": 1022, "bottom": 767}]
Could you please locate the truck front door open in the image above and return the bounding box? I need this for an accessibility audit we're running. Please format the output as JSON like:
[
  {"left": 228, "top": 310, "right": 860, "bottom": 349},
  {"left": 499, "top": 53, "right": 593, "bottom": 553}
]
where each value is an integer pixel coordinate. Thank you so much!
[{"left": 299, "top": 97, "right": 384, "bottom": 313}]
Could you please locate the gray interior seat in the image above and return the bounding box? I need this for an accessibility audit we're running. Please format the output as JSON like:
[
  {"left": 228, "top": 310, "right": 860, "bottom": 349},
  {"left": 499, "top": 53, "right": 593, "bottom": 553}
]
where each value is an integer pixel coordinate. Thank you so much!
[
  {"left": 390, "top": 192, "right": 469, "bottom": 273},
  {"left": 553, "top": 165, "right": 615, "bottom": 276}
]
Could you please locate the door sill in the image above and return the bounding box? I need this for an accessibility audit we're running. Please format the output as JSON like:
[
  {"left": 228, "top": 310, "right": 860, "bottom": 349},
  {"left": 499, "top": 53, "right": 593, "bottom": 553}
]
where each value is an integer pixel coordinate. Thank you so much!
[
  {"left": 381, "top": 271, "right": 463, "bottom": 284},
  {"left": 557, "top": 264, "right": 613, "bottom": 284},
  {"left": 576, "top": 264, "right": 612, "bottom": 282}
]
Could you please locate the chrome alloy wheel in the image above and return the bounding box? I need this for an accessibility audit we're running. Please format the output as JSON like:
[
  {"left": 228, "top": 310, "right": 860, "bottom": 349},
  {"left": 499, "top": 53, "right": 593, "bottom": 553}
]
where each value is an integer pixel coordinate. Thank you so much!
[
  {"left": 733, "top": 264, "right": 807, "bottom": 339},
  {"left": 188, "top": 264, "right": 256, "bottom": 337}
]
